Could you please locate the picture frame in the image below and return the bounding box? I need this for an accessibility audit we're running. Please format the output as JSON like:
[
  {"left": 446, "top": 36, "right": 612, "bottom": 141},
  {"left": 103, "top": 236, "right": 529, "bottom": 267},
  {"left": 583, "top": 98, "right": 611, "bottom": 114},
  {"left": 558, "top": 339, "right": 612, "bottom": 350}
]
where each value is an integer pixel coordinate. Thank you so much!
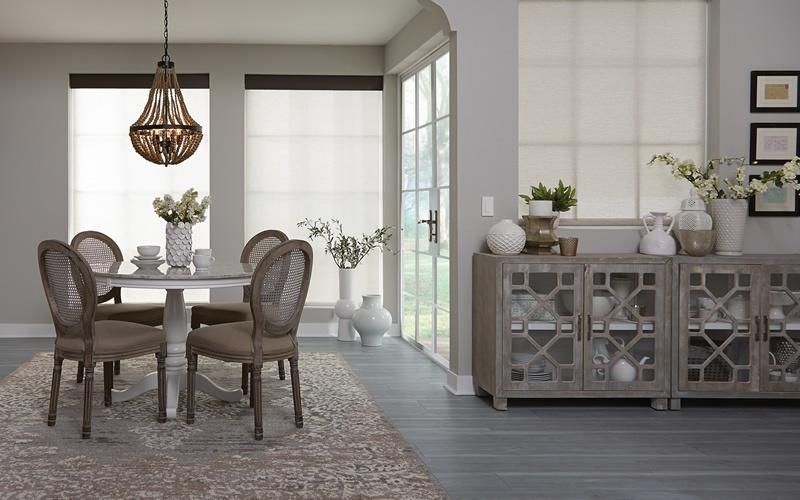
[
  {"left": 748, "top": 174, "right": 800, "bottom": 217},
  {"left": 750, "top": 71, "right": 800, "bottom": 112},
  {"left": 749, "top": 123, "right": 800, "bottom": 165}
]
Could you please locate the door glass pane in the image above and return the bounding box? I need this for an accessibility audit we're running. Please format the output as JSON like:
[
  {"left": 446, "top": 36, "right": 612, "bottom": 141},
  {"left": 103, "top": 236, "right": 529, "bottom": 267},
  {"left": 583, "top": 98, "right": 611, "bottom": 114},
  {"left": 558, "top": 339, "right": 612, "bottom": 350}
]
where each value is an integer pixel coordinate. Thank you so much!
[
  {"left": 418, "top": 125, "right": 433, "bottom": 189},
  {"left": 437, "top": 117, "right": 449, "bottom": 187},
  {"left": 403, "top": 293, "right": 417, "bottom": 340},
  {"left": 435, "top": 53, "right": 450, "bottom": 118},
  {"left": 418, "top": 301, "right": 434, "bottom": 351},
  {"left": 401, "top": 191, "right": 417, "bottom": 251},
  {"left": 402, "top": 77, "right": 415, "bottom": 132},
  {"left": 436, "top": 307, "right": 450, "bottom": 360},
  {"left": 767, "top": 273, "right": 800, "bottom": 384},
  {"left": 418, "top": 66, "right": 432, "bottom": 126},
  {"left": 437, "top": 257, "right": 449, "bottom": 306},
  {"left": 439, "top": 188, "right": 449, "bottom": 258},
  {"left": 402, "top": 250, "right": 417, "bottom": 296},
  {"left": 402, "top": 131, "right": 416, "bottom": 190},
  {"left": 417, "top": 190, "right": 430, "bottom": 254}
]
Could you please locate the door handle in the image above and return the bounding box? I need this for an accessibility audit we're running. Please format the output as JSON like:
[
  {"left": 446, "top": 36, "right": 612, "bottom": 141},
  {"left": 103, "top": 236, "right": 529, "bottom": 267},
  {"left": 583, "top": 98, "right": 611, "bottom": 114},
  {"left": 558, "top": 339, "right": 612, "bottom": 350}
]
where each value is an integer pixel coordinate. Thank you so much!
[
  {"left": 763, "top": 315, "right": 770, "bottom": 342},
  {"left": 587, "top": 314, "right": 592, "bottom": 340},
  {"left": 576, "top": 314, "right": 582, "bottom": 341},
  {"left": 418, "top": 209, "right": 439, "bottom": 243}
]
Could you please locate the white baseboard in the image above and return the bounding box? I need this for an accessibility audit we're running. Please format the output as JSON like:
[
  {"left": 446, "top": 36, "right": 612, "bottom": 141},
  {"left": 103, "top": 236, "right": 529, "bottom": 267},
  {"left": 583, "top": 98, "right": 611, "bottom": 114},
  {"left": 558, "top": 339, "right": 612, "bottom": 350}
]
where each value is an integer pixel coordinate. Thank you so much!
[
  {"left": 444, "top": 370, "right": 475, "bottom": 396},
  {"left": 0, "top": 323, "right": 55, "bottom": 338}
]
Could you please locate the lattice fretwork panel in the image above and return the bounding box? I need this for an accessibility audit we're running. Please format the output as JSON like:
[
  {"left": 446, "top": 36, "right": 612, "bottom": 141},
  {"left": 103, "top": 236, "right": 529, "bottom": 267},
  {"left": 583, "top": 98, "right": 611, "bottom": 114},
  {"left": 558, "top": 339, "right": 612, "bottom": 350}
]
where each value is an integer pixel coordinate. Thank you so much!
[{"left": 765, "top": 271, "right": 800, "bottom": 388}]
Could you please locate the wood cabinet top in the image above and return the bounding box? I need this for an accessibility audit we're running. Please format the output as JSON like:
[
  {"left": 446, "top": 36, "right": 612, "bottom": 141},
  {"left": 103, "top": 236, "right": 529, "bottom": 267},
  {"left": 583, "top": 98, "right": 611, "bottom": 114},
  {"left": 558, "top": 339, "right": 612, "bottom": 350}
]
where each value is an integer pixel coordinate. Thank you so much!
[{"left": 474, "top": 252, "right": 800, "bottom": 264}]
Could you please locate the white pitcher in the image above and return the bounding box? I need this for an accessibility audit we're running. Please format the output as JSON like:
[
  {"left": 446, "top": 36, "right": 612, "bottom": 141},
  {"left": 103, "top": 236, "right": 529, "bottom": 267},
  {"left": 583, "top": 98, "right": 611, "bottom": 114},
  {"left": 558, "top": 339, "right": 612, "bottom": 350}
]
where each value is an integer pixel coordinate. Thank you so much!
[{"left": 639, "top": 211, "right": 676, "bottom": 256}]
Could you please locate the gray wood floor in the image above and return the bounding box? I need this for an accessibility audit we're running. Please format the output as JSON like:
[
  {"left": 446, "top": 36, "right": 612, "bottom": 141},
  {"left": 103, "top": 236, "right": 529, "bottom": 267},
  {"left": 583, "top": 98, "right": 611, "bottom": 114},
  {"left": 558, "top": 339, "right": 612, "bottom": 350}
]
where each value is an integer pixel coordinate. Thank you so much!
[{"left": 2, "top": 337, "right": 799, "bottom": 500}]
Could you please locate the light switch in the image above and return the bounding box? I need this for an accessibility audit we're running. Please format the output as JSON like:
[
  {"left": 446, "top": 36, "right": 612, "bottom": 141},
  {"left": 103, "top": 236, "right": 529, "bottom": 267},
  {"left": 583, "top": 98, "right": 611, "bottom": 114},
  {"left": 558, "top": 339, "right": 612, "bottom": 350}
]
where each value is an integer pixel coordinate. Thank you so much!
[{"left": 481, "top": 196, "right": 494, "bottom": 217}]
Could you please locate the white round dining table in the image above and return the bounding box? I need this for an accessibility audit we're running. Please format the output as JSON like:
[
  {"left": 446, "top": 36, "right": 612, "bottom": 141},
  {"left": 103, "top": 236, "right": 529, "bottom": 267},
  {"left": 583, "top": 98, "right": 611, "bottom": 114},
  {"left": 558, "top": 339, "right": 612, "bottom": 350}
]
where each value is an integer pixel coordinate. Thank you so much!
[{"left": 94, "top": 261, "right": 254, "bottom": 418}]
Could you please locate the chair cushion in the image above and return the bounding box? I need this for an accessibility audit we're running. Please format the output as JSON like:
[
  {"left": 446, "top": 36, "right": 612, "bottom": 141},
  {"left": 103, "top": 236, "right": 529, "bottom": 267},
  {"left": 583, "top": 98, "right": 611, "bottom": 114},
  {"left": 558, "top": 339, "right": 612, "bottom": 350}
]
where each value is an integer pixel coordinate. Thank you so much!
[
  {"left": 191, "top": 302, "right": 251, "bottom": 326},
  {"left": 96, "top": 303, "right": 164, "bottom": 326},
  {"left": 187, "top": 321, "right": 296, "bottom": 360},
  {"left": 56, "top": 320, "right": 165, "bottom": 358}
]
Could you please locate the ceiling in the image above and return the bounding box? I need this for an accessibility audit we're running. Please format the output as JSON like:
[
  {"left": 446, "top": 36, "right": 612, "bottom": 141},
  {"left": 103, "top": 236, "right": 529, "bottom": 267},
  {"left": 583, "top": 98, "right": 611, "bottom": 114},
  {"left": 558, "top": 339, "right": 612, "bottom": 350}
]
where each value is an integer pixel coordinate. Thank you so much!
[{"left": 0, "top": 0, "right": 423, "bottom": 45}]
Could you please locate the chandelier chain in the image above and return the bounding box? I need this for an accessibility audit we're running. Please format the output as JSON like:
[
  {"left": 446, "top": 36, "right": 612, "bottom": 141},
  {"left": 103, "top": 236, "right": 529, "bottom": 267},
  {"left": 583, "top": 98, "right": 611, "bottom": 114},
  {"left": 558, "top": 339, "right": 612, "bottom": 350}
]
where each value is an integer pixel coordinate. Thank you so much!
[{"left": 162, "top": 0, "right": 170, "bottom": 62}]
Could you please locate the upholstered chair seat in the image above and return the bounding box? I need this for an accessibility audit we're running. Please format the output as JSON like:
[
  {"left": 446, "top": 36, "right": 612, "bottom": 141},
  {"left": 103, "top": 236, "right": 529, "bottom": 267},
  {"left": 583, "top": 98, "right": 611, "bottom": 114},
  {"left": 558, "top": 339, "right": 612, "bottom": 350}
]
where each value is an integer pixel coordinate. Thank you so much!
[
  {"left": 190, "top": 302, "right": 251, "bottom": 326},
  {"left": 95, "top": 303, "right": 164, "bottom": 325}
]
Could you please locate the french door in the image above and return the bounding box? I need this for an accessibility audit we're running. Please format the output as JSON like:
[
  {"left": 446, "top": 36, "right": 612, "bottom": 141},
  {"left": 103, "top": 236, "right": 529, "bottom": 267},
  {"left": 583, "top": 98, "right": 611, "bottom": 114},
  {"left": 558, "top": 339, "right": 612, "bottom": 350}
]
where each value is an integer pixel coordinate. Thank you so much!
[{"left": 400, "top": 47, "right": 450, "bottom": 365}]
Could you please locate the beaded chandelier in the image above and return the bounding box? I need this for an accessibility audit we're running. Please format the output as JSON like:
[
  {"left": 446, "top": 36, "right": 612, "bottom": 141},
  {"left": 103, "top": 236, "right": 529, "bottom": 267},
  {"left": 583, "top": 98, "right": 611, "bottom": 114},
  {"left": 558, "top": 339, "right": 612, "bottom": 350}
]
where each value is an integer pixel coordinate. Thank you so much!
[{"left": 130, "top": 0, "right": 202, "bottom": 167}]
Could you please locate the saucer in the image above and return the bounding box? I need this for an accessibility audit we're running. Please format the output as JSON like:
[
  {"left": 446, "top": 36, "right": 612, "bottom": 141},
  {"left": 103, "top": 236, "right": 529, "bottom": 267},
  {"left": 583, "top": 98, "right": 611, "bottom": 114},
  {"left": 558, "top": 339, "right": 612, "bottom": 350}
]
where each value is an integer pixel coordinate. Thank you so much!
[
  {"left": 135, "top": 255, "right": 162, "bottom": 261},
  {"left": 131, "top": 257, "right": 165, "bottom": 268}
]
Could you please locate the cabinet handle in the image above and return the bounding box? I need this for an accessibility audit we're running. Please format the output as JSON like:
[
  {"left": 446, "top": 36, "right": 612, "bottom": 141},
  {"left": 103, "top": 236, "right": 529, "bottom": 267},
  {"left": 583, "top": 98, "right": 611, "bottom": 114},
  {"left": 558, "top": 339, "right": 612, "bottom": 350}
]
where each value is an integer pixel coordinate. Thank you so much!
[
  {"left": 576, "top": 314, "right": 582, "bottom": 341},
  {"left": 587, "top": 314, "right": 592, "bottom": 340},
  {"left": 754, "top": 314, "right": 761, "bottom": 342},
  {"left": 763, "top": 315, "right": 770, "bottom": 343}
]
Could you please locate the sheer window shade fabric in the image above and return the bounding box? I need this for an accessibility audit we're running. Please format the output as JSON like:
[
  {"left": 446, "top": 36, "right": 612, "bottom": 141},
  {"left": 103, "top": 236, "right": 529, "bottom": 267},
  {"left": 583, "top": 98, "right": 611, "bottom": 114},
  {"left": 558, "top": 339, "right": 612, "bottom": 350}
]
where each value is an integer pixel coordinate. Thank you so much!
[
  {"left": 69, "top": 88, "right": 210, "bottom": 302},
  {"left": 518, "top": 0, "right": 707, "bottom": 220},
  {"left": 245, "top": 90, "right": 383, "bottom": 305}
]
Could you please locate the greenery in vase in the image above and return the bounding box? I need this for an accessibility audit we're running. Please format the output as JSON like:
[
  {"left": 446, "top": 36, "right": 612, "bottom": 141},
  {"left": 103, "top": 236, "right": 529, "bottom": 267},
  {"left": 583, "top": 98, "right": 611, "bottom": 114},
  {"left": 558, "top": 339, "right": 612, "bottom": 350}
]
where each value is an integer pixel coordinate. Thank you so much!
[
  {"left": 297, "top": 218, "right": 393, "bottom": 269},
  {"left": 648, "top": 153, "right": 800, "bottom": 201},
  {"left": 519, "top": 180, "right": 577, "bottom": 212},
  {"left": 152, "top": 188, "right": 210, "bottom": 225}
]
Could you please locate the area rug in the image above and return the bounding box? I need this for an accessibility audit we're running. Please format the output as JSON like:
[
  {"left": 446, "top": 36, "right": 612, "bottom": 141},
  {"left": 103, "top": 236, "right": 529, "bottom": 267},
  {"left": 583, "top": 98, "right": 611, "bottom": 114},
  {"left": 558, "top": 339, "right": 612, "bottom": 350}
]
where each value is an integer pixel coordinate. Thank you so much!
[{"left": 0, "top": 352, "right": 447, "bottom": 499}]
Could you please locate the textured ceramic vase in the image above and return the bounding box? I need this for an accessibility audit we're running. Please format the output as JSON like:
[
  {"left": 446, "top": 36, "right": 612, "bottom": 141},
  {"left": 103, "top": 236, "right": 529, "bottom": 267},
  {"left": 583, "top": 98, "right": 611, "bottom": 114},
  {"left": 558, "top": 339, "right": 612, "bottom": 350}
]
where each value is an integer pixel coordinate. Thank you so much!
[
  {"left": 487, "top": 219, "right": 526, "bottom": 255},
  {"left": 165, "top": 222, "right": 193, "bottom": 267},
  {"left": 710, "top": 199, "right": 748, "bottom": 256},
  {"left": 352, "top": 294, "right": 393, "bottom": 347},
  {"left": 334, "top": 268, "right": 357, "bottom": 342}
]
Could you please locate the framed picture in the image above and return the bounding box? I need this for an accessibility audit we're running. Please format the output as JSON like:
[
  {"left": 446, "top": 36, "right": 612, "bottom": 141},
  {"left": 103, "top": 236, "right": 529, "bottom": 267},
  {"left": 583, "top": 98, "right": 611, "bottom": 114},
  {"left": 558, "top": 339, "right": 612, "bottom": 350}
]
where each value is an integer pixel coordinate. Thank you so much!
[
  {"left": 751, "top": 71, "right": 800, "bottom": 112},
  {"left": 750, "top": 123, "right": 800, "bottom": 165},
  {"left": 748, "top": 175, "right": 800, "bottom": 217}
]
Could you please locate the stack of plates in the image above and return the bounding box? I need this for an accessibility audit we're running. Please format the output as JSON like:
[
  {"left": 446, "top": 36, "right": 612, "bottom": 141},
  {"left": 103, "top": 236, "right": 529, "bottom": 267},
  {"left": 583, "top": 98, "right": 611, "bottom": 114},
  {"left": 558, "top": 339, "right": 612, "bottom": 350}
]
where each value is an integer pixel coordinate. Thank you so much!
[
  {"left": 511, "top": 366, "right": 554, "bottom": 382},
  {"left": 131, "top": 255, "right": 165, "bottom": 268}
]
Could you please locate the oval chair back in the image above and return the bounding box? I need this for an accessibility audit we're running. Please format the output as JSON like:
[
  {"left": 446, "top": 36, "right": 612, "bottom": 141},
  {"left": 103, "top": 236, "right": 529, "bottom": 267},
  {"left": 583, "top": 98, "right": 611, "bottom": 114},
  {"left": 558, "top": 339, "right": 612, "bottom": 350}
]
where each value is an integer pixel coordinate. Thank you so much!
[
  {"left": 71, "top": 231, "right": 123, "bottom": 304},
  {"left": 241, "top": 229, "right": 289, "bottom": 301}
]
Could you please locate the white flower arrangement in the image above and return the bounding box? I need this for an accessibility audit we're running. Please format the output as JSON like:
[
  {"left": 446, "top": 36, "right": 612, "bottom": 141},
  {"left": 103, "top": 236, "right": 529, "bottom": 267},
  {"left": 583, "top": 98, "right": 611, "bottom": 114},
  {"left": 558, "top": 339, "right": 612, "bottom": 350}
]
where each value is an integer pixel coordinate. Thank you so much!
[
  {"left": 152, "top": 188, "right": 210, "bottom": 225},
  {"left": 648, "top": 153, "right": 800, "bottom": 201}
]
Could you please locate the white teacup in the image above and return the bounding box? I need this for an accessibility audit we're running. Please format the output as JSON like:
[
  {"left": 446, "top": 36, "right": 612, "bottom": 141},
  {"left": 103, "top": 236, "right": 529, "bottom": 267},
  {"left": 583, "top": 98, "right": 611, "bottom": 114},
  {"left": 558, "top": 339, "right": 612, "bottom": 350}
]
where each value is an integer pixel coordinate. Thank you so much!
[
  {"left": 193, "top": 253, "right": 215, "bottom": 270},
  {"left": 194, "top": 248, "right": 213, "bottom": 256},
  {"left": 137, "top": 245, "right": 160, "bottom": 257}
]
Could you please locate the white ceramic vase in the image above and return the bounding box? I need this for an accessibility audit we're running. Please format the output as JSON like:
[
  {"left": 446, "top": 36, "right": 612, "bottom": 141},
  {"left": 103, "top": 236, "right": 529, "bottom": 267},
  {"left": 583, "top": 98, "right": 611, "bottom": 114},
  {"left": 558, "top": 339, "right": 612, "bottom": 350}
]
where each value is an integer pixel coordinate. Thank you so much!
[
  {"left": 334, "top": 268, "right": 358, "bottom": 342},
  {"left": 352, "top": 294, "right": 392, "bottom": 347},
  {"left": 710, "top": 199, "right": 748, "bottom": 256},
  {"left": 165, "top": 222, "right": 193, "bottom": 267},
  {"left": 487, "top": 219, "right": 526, "bottom": 255}
]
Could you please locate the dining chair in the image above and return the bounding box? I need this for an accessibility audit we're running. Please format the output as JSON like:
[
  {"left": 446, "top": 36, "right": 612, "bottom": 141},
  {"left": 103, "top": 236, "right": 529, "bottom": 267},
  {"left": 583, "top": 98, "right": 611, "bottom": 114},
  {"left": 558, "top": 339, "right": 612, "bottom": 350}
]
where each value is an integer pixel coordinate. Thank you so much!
[
  {"left": 38, "top": 240, "right": 167, "bottom": 438},
  {"left": 190, "top": 229, "right": 289, "bottom": 394},
  {"left": 186, "top": 240, "right": 312, "bottom": 440},
  {"left": 71, "top": 230, "right": 165, "bottom": 382}
]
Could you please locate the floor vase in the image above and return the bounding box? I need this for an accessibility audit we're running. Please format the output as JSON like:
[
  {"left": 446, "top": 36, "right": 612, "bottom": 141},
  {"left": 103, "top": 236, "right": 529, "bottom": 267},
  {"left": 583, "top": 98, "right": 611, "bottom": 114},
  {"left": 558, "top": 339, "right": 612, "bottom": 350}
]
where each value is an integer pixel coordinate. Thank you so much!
[
  {"left": 334, "top": 268, "right": 357, "bottom": 342},
  {"left": 710, "top": 199, "right": 748, "bottom": 256},
  {"left": 353, "top": 294, "right": 392, "bottom": 347},
  {"left": 165, "top": 222, "right": 193, "bottom": 267}
]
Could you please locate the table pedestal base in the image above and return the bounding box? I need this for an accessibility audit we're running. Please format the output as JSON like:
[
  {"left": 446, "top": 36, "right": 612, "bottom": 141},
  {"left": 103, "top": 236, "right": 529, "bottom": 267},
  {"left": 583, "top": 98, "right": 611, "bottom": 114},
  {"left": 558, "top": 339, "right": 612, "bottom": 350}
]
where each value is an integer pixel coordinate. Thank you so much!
[{"left": 111, "top": 288, "right": 242, "bottom": 418}]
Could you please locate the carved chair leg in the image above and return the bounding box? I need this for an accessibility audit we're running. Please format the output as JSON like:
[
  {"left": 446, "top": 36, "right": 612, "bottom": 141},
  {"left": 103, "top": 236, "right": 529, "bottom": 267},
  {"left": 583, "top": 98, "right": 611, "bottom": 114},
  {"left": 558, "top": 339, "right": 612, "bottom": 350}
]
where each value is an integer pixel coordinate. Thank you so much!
[
  {"left": 76, "top": 361, "right": 84, "bottom": 383},
  {"left": 253, "top": 365, "right": 263, "bottom": 440},
  {"left": 278, "top": 360, "right": 286, "bottom": 381},
  {"left": 157, "top": 346, "right": 167, "bottom": 423},
  {"left": 114, "top": 360, "right": 121, "bottom": 375},
  {"left": 103, "top": 362, "right": 114, "bottom": 407},
  {"left": 186, "top": 349, "right": 197, "bottom": 424},
  {"left": 47, "top": 354, "right": 63, "bottom": 426},
  {"left": 82, "top": 362, "right": 95, "bottom": 439},
  {"left": 241, "top": 363, "right": 249, "bottom": 395},
  {"left": 249, "top": 365, "right": 255, "bottom": 408},
  {"left": 289, "top": 357, "right": 303, "bottom": 428}
]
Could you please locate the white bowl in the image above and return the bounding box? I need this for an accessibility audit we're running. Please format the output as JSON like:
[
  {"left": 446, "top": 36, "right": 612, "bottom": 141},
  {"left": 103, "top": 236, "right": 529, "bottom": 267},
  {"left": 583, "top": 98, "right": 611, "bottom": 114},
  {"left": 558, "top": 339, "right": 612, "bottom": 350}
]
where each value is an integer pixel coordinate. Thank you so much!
[{"left": 137, "top": 245, "right": 160, "bottom": 257}]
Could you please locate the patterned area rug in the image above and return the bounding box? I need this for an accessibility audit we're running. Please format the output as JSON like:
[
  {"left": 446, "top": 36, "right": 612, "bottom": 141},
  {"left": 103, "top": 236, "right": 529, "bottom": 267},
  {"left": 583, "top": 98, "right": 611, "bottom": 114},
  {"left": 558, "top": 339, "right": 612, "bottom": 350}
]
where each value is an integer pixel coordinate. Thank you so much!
[{"left": 0, "top": 352, "right": 447, "bottom": 499}]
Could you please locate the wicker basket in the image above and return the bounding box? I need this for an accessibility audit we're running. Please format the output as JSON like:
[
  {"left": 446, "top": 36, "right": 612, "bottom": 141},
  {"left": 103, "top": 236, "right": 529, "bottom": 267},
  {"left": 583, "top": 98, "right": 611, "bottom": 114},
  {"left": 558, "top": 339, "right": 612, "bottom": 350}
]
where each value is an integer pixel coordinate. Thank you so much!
[{"left": 688, "top": 344, "right": 731, "bottom": 382}]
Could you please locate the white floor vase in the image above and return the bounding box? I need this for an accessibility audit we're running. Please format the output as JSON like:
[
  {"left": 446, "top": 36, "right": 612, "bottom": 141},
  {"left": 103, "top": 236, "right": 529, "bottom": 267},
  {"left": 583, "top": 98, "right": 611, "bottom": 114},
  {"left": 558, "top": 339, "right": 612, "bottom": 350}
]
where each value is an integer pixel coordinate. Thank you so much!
[
  {"left": 710, "top": 199, "right": 748, "bottom": 256},
  {"left": 352, "top": 294, "right": 392, "bottom": 347},
  {"left": 334, "top": 268, "right": 357, "bottom": 342}
]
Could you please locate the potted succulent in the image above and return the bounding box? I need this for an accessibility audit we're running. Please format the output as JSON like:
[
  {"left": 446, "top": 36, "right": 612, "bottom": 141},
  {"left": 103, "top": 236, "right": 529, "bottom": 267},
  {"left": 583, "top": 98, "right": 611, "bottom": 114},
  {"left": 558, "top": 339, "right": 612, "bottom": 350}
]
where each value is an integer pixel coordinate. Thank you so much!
[
  {"left": 297, "top": 218, "right": 393, "bottom": 343},
  {"left": 519, "top": 180, "right": 578, "bottom": 222}
]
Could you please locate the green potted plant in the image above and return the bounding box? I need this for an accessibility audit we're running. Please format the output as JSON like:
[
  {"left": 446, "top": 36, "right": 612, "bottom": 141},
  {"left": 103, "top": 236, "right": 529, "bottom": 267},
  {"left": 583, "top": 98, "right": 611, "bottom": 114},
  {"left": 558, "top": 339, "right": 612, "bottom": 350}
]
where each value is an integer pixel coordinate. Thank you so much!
[{"left": 520, "top": 180, "right": 577, "bottom": 219}]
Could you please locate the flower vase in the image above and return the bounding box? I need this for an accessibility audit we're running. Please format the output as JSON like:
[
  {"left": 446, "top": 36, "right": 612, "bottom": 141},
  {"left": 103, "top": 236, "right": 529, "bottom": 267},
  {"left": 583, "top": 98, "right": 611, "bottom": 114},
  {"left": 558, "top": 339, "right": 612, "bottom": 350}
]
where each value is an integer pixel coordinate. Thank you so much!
[
  {"left": 334, "top": 268, "right": 358, "bottom": 342},
  {"left": 165, "top": 222, "right": 193, "bottom": 267},
  {"left": 352, "top": 294, "right": 392, "bottom": 347},
  {"left": 710, "top": 199, "right": 748, "bottom": 256},
  {"left": 487, "top": 219, "right": 526, "bottom": 255}
]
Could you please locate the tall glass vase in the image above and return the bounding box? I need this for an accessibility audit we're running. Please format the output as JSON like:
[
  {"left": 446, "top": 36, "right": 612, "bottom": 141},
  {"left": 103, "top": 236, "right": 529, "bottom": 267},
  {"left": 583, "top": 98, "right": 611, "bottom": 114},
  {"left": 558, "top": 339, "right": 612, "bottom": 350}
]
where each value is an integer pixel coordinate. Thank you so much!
[{"left": 165, "top": 222, "right": 193, "bottom": 267}]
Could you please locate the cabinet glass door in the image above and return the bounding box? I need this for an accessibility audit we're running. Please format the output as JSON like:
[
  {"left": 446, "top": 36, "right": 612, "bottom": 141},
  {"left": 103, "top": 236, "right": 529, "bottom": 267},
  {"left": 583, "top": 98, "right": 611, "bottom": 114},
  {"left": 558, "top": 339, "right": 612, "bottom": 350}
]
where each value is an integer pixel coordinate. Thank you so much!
[
  {"left": 679, "top": 265, "right": 760, "bottom": 392},
  {"left": 504, "top": 264, "right": 583, "bottom": 391},
  {"left": 584, "top": 265, "right": 664, "bottom": 391},
  {"left": 762, "top": 267, "right": 800, "bottom": 392}
]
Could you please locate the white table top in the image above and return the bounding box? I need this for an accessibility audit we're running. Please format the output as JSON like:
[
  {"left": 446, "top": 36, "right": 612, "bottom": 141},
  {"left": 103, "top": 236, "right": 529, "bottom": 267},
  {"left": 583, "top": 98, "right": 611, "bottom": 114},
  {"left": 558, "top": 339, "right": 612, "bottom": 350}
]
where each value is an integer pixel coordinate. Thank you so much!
[{"left": 93, "top": 262, "right": 254, "bottom": 290}]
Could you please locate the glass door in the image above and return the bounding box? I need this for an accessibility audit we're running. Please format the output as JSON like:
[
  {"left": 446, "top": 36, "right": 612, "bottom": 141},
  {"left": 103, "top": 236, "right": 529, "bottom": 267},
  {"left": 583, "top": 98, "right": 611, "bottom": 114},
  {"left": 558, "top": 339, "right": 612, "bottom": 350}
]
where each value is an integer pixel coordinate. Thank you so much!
[
  {"left": 762, "top": 266, "right": 800, "bottom": 392},
  {"left": 400, "top": 48, "right": 450, "bottom": 364}
]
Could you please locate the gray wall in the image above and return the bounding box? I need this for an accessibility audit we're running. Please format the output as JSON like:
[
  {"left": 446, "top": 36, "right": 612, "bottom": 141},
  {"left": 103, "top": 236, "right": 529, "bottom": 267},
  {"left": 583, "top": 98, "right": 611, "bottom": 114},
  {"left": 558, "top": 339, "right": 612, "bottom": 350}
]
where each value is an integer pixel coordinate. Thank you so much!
[{"left": 0, "top": 43, "right": 385, "bottom": 324}]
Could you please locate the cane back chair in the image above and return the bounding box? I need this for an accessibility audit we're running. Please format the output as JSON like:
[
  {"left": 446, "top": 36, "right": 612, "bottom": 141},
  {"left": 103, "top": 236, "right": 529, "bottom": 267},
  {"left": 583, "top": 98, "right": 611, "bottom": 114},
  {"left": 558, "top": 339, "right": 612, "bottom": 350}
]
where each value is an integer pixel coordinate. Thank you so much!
[
  {"left": 71, "top": 230, "right": 165, "bottom": 381},
  {"left": 190, "top": 229, "right": 289, "bottom": 393},
  {"left": 186, "top": 240, "right": 312, "bottom": 440},
  {"left": 37, "top": 240, "right": 166, "bottom": 438}
]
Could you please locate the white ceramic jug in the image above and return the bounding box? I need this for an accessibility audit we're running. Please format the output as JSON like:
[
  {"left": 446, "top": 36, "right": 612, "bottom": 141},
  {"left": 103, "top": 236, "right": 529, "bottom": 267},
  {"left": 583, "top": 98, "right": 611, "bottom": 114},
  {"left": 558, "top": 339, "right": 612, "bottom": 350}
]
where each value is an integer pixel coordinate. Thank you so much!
[{"left": 639, "top": 212, "right": 676, "bottom": 256}]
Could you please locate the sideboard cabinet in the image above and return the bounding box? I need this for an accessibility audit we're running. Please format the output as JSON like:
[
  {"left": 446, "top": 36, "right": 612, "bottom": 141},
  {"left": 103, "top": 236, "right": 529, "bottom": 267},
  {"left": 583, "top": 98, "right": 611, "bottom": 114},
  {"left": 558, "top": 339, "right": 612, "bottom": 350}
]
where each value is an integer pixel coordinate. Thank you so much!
[{"left": 473, "top": 254, "right": 672, "bottom": 410}]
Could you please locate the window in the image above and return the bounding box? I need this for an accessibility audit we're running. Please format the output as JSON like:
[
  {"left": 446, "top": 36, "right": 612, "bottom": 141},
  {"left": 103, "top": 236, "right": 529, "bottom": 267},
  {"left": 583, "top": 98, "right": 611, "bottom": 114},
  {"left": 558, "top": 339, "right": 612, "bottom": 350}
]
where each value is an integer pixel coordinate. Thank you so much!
[
  {"left": 69, "top": 77, "right": 210, "bottom": 302},
  {"left": 518, "top": 0, "right": 707, "bottom": 220},
  {"left": 244, "top": 77, "right": 383, "bottom": 305}
]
